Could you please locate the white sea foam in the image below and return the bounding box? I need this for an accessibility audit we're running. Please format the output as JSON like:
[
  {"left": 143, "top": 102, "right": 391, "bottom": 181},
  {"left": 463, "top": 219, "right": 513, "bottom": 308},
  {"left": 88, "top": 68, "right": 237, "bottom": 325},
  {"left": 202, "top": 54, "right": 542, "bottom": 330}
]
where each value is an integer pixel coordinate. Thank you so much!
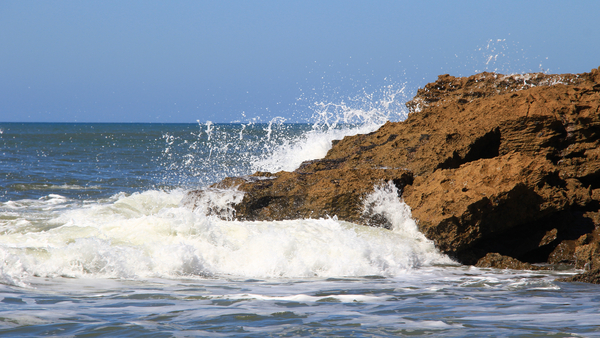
[{"left": 0, "top": 186, "right": 452, "bottom": 286}]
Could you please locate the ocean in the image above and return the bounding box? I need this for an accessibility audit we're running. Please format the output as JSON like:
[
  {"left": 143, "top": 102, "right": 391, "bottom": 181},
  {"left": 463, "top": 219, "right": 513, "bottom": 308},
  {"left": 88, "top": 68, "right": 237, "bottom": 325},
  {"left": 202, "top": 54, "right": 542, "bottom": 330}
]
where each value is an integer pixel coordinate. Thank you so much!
[{"left": 1, "top": 119, "right": 600, "bottom": 337}]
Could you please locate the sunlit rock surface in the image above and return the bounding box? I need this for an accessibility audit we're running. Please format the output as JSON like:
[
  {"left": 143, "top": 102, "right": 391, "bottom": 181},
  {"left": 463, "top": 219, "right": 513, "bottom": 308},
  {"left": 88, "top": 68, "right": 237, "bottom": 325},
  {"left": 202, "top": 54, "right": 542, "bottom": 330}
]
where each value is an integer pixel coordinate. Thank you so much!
[{"left": 188, "top": 66, "right": 600, "bottom": 283}]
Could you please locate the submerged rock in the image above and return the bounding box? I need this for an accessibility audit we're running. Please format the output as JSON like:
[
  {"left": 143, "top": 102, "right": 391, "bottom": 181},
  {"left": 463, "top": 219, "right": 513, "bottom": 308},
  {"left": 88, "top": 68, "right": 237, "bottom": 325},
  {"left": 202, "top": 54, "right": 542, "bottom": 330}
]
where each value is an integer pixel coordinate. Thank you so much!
[
  {"left": 475, "top": 252, "right": 540, "bottom": 270},
  {"left": 559, "top": 267, "right": 600, "bottom": 284},
  {"left": 187, "top": 67, "right": 600, "bottom": 282}
]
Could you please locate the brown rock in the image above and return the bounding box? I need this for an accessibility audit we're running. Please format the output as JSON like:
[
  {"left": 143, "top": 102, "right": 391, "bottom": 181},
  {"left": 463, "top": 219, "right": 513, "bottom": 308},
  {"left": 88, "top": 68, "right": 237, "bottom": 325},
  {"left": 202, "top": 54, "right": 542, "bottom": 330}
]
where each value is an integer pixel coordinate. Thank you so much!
[
  {"left": 475, "top": 253, "right": 539, "bottom": 270},
  {"left": 574, "top": 241, "right": 600, "bottom": 270},
  {"left": 326, "top": 70, "right": 600, "bottom": 178},
  {"left": 405, "top": 71, "right": 592, "bottom": 114},
  {"left": 548, "top": 240, "right": 577, "bottom": 265},
  {"left": 402, "top": 152, "right": 580, "bottom": 262},
  {"left": 186, "top": 67, "right": 600, "bottom": 280},
  {"left": 187, "top": 168, "right": 413, "bottom": 228},
  {"left": 560, "top": 268, "right": 600, "bottom": 284}
]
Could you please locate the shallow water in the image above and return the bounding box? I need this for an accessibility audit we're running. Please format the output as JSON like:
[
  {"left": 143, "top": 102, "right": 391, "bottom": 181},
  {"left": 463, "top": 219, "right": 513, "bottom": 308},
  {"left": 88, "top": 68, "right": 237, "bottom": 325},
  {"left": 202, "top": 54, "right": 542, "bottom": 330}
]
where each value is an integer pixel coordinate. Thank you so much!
[
  {"left": 1, "top": 122, "right": 599, "bottom": 337},
  {"left": 1, "top": 268, "right": 597, "bottom": 337}
]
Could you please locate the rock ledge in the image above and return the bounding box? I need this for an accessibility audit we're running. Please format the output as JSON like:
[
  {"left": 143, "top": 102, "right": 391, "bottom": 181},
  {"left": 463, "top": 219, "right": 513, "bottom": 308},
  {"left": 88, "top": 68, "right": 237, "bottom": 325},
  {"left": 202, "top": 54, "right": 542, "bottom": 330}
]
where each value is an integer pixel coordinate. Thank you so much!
[{"left": 187, "top": 67, "right": 600, "bottom": 283}]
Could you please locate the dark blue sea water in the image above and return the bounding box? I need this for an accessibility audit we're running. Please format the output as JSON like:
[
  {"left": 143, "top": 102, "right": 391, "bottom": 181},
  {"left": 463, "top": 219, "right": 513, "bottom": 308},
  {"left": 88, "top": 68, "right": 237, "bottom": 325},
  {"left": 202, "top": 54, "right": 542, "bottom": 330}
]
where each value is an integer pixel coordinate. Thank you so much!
[
  {"left": 0, "top": 123, "right": 314, "bottom": 201},
  {"left": 1, "top": 122, "right": 600, "bottom": 337}
]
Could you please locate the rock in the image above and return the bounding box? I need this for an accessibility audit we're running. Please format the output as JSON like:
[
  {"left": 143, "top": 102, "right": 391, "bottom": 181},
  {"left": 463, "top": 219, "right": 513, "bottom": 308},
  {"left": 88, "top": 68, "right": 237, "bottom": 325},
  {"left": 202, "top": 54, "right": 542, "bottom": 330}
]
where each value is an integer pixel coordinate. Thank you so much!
[
  {"left": 559, "top": 267, "right": 600, "bottom": 284},
  {"left": 186, "top": 67, "right": 600, "bottom": 281},
  {"left": 402, "top": 152, "right": 583, "bottom": 263},
  {"left": 404, "top": 71, "right": 594, "bottom": 114},
  {"left": 475, "top": 253, "right": 540, "bottom": 270},
  {"left": 187, "top": 168, "right": 414, "bottom": 228}
]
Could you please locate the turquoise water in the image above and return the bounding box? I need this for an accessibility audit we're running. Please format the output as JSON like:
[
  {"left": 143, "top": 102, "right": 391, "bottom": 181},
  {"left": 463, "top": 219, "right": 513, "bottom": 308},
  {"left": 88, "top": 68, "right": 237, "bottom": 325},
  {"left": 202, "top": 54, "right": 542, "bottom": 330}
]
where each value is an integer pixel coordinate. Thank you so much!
[{"left": 1, "top": 122, "right": 599, "bottom": 337}]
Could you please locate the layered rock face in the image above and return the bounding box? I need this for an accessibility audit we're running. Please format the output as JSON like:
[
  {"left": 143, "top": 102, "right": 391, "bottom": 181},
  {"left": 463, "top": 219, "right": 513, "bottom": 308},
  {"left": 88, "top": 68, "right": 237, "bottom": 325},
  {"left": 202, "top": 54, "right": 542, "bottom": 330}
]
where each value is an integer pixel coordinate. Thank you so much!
[{"left": 187, "top": 67, "right": 600, "bottom": 279}]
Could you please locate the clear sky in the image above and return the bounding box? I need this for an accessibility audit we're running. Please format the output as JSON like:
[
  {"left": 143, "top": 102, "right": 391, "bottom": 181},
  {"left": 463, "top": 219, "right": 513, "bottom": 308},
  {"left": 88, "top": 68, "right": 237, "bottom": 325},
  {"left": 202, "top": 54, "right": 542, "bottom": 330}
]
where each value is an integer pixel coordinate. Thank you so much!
[{"left": 1, "top": 1, "right": 599, "bottom": 123}]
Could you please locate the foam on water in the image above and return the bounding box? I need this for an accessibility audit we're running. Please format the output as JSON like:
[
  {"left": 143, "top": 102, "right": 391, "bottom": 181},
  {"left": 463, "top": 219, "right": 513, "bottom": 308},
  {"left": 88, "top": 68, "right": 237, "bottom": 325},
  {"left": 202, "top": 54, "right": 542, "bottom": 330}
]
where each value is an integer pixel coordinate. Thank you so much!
[{"left": 0, "top": 183, "right": 452, "bottom": 287}]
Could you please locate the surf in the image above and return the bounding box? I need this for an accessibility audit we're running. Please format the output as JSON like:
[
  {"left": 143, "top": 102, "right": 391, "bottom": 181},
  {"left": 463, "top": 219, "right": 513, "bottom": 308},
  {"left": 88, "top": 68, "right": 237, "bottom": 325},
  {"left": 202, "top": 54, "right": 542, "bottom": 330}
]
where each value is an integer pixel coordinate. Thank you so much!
[{"left": 0, "top": 83, "right": 455, "bottom": 287}]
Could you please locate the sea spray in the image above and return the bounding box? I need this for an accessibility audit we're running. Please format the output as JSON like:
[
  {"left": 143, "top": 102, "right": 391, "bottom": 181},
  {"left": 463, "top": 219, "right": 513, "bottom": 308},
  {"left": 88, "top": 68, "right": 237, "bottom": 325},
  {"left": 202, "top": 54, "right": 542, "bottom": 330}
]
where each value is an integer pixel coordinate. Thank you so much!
[
  {"left": 251, "top": 83, "right": 409, "bottom": 172},
  {"left": 363, "top": 181, "right": 423, "bottom": 237},
  {"left": 0, "top": 249, "right": 29, "bottom": 287},
  {"left": 157, "top": 119, "right": 379, "bottom": 186},
  {"left": 156, "top": 123, "right": 313, "bottom": 188},
  {"left": 153, "top": 82, "right": 409, "bottom": 186}
]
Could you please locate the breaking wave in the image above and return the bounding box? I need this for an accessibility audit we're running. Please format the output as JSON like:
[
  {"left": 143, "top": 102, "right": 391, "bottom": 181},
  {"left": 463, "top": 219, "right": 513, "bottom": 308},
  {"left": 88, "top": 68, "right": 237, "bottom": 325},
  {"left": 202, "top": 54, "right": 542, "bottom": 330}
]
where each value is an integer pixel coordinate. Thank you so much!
[{"left": 0, "top": 183, "right": 452, "bottom": 286}]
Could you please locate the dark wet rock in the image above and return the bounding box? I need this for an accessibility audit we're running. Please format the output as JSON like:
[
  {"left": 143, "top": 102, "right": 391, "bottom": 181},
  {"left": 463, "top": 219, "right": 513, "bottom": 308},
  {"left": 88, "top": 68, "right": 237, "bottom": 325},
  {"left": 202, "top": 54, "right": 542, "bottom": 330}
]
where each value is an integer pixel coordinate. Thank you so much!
[
  {"left": 559, "top": 267, "right": 600, "bottom": 284},
  {"left": 475, "top": 253, "right": 540, "bottom": 270},
  {"left": 187, "top": 169, "right": 413, "bottom": 228}
]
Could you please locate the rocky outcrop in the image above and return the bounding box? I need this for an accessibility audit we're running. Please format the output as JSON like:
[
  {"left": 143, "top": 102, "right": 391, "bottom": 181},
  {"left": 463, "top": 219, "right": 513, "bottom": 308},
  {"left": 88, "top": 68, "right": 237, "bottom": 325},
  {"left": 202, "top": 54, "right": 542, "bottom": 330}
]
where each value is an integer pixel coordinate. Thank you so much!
[
  {"left": 198, "top": 168, "right": 413, "bottom": 228},
  {"left": 186, "top": 67, "right": 600, "bottom": 282},
  {"left": 475, "top": 252, "right": 542, "bottom": 270}
]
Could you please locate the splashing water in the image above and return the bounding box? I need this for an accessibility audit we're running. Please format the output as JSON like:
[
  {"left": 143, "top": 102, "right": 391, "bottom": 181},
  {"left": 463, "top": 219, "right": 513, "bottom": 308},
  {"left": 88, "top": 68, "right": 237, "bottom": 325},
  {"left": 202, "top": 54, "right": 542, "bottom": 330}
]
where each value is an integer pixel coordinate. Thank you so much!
[
  {"left": 0, "top": 183, "right": 452, "bottom": 286},
  {"left": 251, "top": 83, "right": 409, "bottom": 172},
  {"left": 474, "top": 38, "right": 549, "bottom": 75},
  {"left": 151, "top": 82, "right": 409, "bottom": 184},
  {"left": 0, "top": 82, "right": 421, "bottom": 285},
  {"left": 204, "top": 120, "right": 214, "bottom": 141}
]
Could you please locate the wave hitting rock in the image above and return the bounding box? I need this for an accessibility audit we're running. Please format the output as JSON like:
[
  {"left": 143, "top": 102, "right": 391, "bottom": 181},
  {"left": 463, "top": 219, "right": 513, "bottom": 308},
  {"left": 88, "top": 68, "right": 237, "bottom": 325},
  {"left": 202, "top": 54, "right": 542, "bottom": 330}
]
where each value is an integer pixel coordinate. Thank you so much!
[{"left": 188, "top": 66, "right": 600, "bottom": 282}]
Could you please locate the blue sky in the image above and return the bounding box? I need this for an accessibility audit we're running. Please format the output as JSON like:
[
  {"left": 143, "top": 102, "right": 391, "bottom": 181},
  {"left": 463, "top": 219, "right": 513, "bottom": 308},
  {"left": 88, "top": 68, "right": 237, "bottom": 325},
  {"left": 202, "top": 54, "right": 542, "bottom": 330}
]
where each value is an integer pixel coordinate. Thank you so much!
[{"left": 1, "top": 1, "right": 599, "bottom": 123}]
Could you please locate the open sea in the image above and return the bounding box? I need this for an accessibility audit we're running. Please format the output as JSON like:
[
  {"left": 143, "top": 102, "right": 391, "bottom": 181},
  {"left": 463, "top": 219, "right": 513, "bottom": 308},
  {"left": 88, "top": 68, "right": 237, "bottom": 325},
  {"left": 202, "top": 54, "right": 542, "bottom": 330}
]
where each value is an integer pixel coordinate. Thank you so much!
[{"left": 1, "top": 117, "right": 600, "bottom": 337}]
